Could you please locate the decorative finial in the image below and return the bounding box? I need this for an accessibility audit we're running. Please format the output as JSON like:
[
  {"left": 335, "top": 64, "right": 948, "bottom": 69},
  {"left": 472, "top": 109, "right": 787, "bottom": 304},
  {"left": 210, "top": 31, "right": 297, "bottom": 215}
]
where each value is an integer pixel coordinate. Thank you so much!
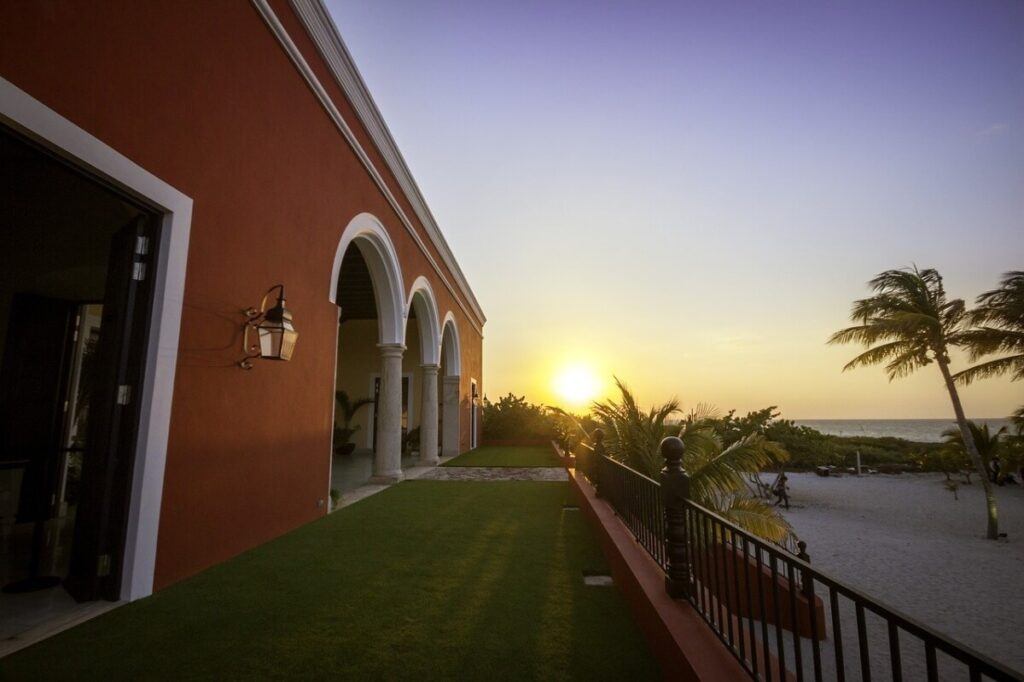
[{"left": 660, "top": 436, "right": 685, "bottom": 468}]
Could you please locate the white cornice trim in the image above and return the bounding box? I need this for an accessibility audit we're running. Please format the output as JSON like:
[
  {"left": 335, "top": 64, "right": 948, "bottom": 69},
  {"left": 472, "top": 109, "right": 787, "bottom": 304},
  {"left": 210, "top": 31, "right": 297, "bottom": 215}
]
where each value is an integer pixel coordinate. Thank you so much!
[
  {"left": 291, "top": 0, "right": 485, "bottom": 325},
  {"left": 252, "top": 0, "right": 484, "bottom": 331}
]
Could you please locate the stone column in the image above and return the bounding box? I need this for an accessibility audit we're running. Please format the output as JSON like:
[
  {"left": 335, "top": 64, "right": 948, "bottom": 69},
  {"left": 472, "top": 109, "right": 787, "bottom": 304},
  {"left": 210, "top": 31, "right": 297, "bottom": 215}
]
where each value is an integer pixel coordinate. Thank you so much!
[
  {"left": 372, "top": 343, "right": 405, "bottom": 482},
  {"left": 441, "top": 375, "right": 461, "bottom": 457},
  {"left": 418, "top": 364, "right": 440, "bottom": 466}
]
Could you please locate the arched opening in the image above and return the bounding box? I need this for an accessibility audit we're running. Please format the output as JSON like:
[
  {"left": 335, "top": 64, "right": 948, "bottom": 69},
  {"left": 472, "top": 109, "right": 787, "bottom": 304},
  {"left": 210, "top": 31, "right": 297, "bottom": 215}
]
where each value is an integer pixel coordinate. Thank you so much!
[
  {"left": 329, "top": 215, "right": 406, "bottom": 497},
  {"left": 404, "top": 278, "right": 441, "bottom": 467},
  {"left": 439, "top": 313, "right": 462, "bottom": 457}
]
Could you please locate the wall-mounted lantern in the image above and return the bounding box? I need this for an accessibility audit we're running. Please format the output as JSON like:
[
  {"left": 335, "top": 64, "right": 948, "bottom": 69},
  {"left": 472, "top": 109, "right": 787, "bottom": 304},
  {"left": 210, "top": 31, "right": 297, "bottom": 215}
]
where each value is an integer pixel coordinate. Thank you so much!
[{"left": 239, "top": 284, "right": 298, "bottom": 369}]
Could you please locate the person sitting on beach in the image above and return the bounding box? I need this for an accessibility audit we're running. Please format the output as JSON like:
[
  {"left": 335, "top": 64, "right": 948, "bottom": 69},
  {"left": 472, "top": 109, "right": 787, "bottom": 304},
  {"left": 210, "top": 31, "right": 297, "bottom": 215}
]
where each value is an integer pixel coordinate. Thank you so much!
[
  {"left": 772, "top": 472, "right": 790, "bottom": 510},
  {"left": 990, "top": 456, "right": 1002, "bottom": 485}
]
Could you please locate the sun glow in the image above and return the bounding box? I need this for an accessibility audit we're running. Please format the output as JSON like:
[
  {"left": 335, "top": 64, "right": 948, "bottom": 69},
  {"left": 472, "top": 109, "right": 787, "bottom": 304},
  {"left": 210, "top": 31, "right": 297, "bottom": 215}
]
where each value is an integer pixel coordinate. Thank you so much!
[{"left": 552, "top": 364, "right": 602, "bottom": 407}]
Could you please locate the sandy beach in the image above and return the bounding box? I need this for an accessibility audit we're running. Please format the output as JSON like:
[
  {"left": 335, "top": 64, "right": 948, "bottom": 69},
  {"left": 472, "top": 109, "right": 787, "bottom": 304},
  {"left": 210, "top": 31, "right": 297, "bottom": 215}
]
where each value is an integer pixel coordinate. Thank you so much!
[{"left": 779, "top": 472, "right": 1024, "bottom": 677}]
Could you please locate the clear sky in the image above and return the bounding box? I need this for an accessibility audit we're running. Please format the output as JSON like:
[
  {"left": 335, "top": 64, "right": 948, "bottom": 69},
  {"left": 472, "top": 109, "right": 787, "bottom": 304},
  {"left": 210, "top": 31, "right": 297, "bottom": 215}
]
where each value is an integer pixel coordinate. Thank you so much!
[{"left": 327, "top": 0, "right": 1024, "bottom": 418}]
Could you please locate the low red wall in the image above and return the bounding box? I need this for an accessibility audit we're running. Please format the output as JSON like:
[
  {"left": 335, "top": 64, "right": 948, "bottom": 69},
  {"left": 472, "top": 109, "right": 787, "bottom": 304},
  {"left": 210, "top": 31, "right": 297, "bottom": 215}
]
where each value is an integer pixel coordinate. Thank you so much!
[
  {"left": 568, "top": 468, "right": 754, "bottom": 681},
  {"left": 698, "top": 544, "right": 826, "bottom": 640}
]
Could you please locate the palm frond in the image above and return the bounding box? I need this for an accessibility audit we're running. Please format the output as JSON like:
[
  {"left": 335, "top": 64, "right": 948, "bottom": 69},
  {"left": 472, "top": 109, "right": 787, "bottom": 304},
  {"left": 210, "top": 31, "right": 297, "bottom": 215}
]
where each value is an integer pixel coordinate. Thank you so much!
[
  {"left": 953, "top": 355, "right": 1024, "bottom": 385},
  {"left": 830, "top": 267, "right": 970, "bottom": 382},
  {"left": 688, "top": 433, "right": 787, "bottom": 502},
  {"left": 708, "top": 495, "right": 796, "bottom": 548}
]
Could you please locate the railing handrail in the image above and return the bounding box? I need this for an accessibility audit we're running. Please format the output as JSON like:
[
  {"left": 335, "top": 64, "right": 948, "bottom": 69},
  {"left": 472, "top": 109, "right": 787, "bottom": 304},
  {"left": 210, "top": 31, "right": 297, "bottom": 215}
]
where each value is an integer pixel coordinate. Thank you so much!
[
  {"left": 600, "top": 452, "right": 661, "bottom": 487},
  {"left": 590, "top": 447, "right": 1023, "bottom": 682}
]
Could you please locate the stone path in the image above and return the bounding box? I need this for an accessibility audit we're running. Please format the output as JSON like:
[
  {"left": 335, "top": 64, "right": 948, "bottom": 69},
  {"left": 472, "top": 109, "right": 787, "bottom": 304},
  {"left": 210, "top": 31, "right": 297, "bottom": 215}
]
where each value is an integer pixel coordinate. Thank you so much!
[{"left": 419, "top": 466, "right": 568, "bottom": 482}]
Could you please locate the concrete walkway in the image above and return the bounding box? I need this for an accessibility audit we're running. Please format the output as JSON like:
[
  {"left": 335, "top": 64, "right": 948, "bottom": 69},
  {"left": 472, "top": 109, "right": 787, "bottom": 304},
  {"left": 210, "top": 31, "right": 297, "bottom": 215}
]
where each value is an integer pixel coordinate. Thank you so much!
[
  {"left": 336, "top": 463, "right": 568, "bottom": 510},
  {"left": 335, "top": 455, "right": 458, "bottom": 509}
]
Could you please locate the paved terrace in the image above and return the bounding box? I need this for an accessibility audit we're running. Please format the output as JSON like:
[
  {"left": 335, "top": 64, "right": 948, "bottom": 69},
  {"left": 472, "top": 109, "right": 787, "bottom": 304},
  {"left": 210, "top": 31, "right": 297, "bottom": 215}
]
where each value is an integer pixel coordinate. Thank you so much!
[{"left": 2, "top": 447, "right": 660, "bottom": 680}]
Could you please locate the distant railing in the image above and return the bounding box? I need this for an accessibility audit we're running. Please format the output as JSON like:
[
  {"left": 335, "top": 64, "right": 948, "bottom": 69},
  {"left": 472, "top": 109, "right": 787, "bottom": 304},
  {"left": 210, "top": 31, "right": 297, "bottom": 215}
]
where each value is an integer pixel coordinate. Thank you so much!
[{"left": 575, "top": 432, "right": 1023, "bottom": 682}]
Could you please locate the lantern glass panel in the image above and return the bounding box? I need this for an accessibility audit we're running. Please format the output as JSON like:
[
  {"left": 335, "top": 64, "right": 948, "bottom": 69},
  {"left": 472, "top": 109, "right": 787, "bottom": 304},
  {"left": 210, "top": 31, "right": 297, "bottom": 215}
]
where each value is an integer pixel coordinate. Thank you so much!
[
  {"left": 279, "top": 327, "right": 298, "bottom": 361},
  {"left": 258, "top": 324, "right": 283, "bottom": 359}
]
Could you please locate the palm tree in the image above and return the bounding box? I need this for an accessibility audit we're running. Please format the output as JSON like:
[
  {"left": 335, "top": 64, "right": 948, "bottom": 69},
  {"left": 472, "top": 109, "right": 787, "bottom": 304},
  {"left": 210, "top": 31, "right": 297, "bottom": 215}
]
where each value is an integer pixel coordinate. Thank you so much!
[
  {"left": 954, "top": 271, "right": 1024, "bottom": 386},
  {"left": 676, "top": 419, "right": 794, "bottom": 545},
  {"left": 828, "top": 267, "right": 999, "bottom": 539},
  {"left": 333, "top": 391, "right": 373, "bottom": 455},
  {"left": 591, "top": 378, "right": 794, "bottom": 546},
  {"left": 940, "top": 421, "right": 1006, "bottom": 483},
  {"left": 590, "top": 377, "right": 680, "bottom": 476},
  {"left": 1006, "top": 407, "right": 1024, "bottom": 484}
]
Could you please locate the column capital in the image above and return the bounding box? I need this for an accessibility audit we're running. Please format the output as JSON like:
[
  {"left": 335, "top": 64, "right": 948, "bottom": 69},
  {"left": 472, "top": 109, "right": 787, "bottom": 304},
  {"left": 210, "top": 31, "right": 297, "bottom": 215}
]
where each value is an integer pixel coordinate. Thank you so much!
[
  {"left": 442, "top": 375, "right": 461, "bottom": 385},
  {"left": 421, "top": 363, "right": 440, "bottom": 374},
  {"left": 377, "top": 343, "right": 406, "bottom": 358}
]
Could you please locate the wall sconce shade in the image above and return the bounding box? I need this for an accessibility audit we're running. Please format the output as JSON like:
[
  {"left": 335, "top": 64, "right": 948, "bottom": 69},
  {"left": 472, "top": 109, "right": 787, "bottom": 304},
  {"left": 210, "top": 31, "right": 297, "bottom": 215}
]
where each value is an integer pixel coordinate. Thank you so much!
[
  {"left": 257, "top": 298, "right": 297, "bottom": 361},
  {"left": 240, "top": 284, "right": 298, "bottom": 369}
]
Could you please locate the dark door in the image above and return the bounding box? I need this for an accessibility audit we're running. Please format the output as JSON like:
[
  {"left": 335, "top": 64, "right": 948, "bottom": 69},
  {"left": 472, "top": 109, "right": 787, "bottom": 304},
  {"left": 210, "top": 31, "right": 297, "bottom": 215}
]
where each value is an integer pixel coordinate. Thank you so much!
[
  {"left": 66, "top": 215, "right": 155, "bottom": 602},
  {"left": 0, "top": 295, "right": 77, "bottom": 525}
]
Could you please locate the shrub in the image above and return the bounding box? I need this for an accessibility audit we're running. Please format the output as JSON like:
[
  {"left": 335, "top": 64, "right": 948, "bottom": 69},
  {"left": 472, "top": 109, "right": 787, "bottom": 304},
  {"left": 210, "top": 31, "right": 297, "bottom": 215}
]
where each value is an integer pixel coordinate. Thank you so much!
[{"left": 481, "top": 393, "right": 557, "bottom": 442}]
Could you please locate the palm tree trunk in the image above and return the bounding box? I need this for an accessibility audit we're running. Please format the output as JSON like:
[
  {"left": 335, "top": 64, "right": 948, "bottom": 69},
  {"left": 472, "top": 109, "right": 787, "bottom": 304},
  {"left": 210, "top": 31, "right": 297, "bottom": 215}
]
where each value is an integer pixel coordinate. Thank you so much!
[{"left": 937, "top": 358, "right": 999, "bottom": 539}]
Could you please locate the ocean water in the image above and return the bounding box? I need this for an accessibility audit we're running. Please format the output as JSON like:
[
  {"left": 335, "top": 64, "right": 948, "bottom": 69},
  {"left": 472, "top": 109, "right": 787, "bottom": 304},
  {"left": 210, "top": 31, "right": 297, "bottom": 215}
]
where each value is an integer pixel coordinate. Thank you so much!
[{"left": 793, "top": 419, "right": 1015, "bottom": 443}]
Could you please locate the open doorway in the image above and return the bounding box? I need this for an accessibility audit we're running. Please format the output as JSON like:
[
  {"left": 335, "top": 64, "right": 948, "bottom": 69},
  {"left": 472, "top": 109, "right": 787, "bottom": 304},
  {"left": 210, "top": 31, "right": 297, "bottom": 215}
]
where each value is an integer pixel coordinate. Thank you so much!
[{"left": 0, "top": 126, "right": 158, "bottom": 638}]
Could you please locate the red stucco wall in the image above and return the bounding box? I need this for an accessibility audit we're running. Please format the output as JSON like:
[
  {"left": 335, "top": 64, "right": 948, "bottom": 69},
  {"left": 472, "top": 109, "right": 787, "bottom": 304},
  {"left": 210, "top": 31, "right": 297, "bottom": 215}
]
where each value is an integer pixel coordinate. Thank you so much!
[{"left": 0, "top": 1, "right": 483, "bottom": 589}]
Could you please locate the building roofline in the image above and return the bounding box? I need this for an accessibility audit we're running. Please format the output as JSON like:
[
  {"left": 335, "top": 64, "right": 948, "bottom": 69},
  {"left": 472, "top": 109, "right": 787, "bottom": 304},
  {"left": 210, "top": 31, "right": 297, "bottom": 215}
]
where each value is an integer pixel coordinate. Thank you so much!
[{"left": 289, "top": 0, "right": 486, "bottom": 327}]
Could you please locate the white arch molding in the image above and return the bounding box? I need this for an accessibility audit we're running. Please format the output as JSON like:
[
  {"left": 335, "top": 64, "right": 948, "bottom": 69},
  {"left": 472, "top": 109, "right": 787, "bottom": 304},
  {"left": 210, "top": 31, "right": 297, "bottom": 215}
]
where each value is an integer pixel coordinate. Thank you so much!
[
  {"left": 440, "top": 311, "right": 462, "bottom": 377},
  {"left": 329, "top": 212, "right": 405, "bottom": 345},
  {"left": 329, "top": 212, "right": 407, "bottom": 482},
  {"left": 405, "top": 276, "right": 441, "bottom": 366}
]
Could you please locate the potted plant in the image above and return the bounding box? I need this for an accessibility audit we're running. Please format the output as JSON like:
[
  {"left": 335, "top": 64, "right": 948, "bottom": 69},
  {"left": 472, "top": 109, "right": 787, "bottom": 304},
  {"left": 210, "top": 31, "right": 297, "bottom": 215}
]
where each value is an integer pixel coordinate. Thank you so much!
[
  {"left": 333, "top": 390, "right": 373, "bottom": 457},
  {"left": 403, "top": 426, "right": 421, "bottom": 457}
]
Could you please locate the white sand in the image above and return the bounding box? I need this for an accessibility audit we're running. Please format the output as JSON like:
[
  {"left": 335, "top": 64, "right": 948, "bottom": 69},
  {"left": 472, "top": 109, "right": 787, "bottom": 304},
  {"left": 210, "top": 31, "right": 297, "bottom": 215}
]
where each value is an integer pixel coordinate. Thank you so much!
[{"left": 779, "top": 472, "right": 1024, "bottom": 677}]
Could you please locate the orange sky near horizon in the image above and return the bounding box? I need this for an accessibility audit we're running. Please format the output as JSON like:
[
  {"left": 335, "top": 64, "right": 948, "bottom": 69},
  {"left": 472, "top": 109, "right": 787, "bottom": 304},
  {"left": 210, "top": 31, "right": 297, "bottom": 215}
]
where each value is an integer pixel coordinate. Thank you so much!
[{"left": 490, "top": 326, "right": 1021, "bottom": 420}]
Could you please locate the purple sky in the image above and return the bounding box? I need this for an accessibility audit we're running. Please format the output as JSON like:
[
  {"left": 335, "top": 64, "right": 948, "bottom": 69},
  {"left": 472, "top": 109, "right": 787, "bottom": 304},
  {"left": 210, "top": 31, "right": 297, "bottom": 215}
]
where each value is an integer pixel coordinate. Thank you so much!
[{"left": 327, "top": 0, "right": 1024, "bottom": 418}]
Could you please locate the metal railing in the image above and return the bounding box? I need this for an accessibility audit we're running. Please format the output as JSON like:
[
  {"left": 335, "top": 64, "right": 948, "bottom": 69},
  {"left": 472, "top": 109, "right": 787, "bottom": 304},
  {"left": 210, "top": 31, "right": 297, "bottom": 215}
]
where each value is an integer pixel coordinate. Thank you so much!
[
  {"left": 598, "top": 454, "right": 667, "bottom": 570},
  {"left": 576, "top": 432, "right": 1023, "bottom": 682}
]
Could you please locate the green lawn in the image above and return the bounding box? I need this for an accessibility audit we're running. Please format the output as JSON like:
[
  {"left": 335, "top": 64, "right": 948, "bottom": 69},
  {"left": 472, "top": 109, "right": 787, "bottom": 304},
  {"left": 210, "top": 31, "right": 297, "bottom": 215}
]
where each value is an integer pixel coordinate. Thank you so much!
[
  {"left": 4, "top": 481, "right": 658, "bottom": 680},
  {"left": 443, "top": 445, "right": 562, "bottom": 467}
]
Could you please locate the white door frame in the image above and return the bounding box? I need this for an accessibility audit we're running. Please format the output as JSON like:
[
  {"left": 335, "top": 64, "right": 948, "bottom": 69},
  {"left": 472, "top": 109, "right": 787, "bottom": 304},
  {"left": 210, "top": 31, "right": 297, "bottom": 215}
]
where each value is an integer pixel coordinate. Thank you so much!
[{"left": 0, "top": 76, "right": 193, "bottom": 600}]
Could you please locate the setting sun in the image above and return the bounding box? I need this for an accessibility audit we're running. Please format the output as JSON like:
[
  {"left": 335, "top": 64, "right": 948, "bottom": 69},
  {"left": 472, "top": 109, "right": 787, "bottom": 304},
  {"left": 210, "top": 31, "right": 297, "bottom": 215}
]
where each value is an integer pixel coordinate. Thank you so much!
[{"left": 552, "top": 364, "right": 602, "bottom": 407}]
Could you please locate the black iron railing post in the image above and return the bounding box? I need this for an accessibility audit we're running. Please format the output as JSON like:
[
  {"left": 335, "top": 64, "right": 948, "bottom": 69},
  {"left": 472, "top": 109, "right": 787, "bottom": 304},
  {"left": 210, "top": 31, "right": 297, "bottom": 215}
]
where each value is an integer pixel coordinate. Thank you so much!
[
  {"left": 660, "top": 436, "right": 691, "bottom": 599},
  {"left": 797, "top": 540, "right": 812, "bottom": 596},
  {"left": 592, "top": 429, "right": 605, "bottom": 498}
]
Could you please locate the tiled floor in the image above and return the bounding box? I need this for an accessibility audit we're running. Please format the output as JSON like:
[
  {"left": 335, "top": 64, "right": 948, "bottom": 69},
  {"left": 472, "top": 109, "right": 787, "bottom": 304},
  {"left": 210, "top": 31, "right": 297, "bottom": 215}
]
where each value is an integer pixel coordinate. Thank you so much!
[
  {"left": 334, "top": 455, "right": 455, "bottom": 509},
  {"left": 329, "top": 448, "right": 424, "bottom": 495},
  {"left": 1, "top": 515, "right": 105, "bottom": 656},
  {"left": 0, "top": 595, "right": 121, "bottom": 657}
]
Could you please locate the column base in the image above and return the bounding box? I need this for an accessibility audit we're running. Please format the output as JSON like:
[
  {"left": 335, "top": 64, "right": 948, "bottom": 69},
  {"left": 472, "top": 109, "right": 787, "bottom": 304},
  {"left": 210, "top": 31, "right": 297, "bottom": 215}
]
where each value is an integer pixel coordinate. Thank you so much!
[
  {"left": 369, "top": 470, "right": 404, "bottom": 484},
  {"left": 417, "top": 456, "right": 440, "bottom": 467}
]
